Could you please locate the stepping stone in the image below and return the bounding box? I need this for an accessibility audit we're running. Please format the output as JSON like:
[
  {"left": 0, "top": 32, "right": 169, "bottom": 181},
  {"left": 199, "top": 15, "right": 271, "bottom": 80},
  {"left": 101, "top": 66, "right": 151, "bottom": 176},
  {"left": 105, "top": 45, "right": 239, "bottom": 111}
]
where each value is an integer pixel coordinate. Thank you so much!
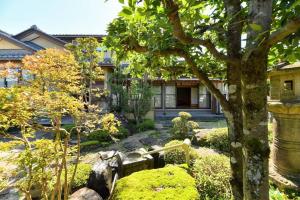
[
  {"left": 155, "top": 123, "right": 164, "bottom": 130},
  {"left": 139, "top": 137, "right": 157, "bottom": 146},
  {"left": 122, "top": 141, "right": 140, "bottom": 151}
]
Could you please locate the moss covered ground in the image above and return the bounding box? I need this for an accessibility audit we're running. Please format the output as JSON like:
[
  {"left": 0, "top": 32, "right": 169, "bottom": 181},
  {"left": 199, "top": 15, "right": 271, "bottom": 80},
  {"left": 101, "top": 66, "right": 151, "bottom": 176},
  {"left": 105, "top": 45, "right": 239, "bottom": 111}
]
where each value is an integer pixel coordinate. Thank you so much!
[{"left": 111, "top": 165, "right": 199, "bottom": 200}]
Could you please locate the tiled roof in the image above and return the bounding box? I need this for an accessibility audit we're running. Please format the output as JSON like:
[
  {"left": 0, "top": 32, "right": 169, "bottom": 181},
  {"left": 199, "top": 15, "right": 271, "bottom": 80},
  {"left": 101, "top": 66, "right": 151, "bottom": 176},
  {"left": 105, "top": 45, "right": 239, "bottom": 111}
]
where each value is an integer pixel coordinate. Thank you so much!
[
  {"left": 53, "top": 34, "right": 105, "bottom": 37},
  {"left": 53, "top": 34, "right": 105, "bottom": 43},
  {"left": 14, "top": 25, "right": 66, "bottom": 46},
  {"left": 24, "top": 41, "right": 44, "bottom": 50},
  {"left": 278, "top": 62, "right": 300, "bottom": 70},
  {"left": 0, "top": 30, "right": 12, "bottom": 36},
  {"left": 0, "top": 49, "right": 33, "bottom": 60}
]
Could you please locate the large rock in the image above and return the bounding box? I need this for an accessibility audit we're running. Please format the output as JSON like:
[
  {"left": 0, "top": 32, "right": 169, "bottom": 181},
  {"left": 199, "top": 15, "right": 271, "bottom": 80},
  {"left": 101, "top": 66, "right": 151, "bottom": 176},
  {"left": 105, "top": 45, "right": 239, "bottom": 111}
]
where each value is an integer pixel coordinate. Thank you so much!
[
  {"left": 87, "top": 160, "right": 112, "bottom": 199},
  {"left": 70, "top": 187, "right": 103, "bottom": 200}
]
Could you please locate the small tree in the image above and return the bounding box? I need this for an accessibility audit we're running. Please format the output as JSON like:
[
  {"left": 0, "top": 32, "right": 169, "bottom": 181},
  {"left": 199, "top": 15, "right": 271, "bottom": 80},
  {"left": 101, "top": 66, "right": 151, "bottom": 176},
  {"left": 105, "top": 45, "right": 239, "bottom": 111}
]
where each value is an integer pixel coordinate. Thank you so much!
[
  {"left": 66, "top": 38, "right": 104, "bottom": 105},
  {"left": 109, "top": 66, "right": 129, "bottom": 113},
  {"left": 128, "top": 79, "right": 152, "bottom": 124},
  {"left": 109, "top": 68, "right": 153, "bottom": 124}
]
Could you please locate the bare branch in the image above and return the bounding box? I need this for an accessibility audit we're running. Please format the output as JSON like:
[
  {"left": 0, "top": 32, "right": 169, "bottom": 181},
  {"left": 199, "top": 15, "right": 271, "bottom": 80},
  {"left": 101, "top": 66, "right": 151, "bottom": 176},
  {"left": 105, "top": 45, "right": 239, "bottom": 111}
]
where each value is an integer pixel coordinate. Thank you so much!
[
  {"left": 263, "top": 17, "right": 300, "bottom": 48},
  {"left": 163, "top": 0, "right": 240, "bottom": 66}
]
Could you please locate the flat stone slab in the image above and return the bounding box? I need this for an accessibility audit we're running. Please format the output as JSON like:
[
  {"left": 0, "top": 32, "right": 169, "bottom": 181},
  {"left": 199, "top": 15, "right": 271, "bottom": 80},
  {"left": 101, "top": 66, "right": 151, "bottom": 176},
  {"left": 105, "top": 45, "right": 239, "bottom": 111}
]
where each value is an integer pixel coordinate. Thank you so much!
[{"left": 139, "top": 136, "right": 157, "bottom": 146}]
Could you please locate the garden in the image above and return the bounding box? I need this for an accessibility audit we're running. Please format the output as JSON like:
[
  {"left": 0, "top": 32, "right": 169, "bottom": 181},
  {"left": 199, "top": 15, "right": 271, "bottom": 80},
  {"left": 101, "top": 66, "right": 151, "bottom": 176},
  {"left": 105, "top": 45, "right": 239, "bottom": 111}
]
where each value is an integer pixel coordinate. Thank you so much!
[{"left": 1, "top": 0, "right": 300, "bottom": 199}]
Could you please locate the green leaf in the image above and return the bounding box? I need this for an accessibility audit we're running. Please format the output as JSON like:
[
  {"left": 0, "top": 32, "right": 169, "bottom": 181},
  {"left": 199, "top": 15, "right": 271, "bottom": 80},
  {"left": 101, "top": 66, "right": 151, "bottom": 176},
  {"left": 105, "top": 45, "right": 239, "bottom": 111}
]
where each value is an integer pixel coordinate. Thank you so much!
[
  {"left": 249, "top": 23, "right": 262, "bottom": 32},
  {"left": 289, "top": 0, "right": 300, "bottom": 11},
  {"left": 191, "top": 2, "right": 205, "bottom": 10},
  {"left": 119, "top": 7, "right": 133, "bottom": 16},
  {"left": 118, "top": 0, "right": 125, "bottom": 4}
]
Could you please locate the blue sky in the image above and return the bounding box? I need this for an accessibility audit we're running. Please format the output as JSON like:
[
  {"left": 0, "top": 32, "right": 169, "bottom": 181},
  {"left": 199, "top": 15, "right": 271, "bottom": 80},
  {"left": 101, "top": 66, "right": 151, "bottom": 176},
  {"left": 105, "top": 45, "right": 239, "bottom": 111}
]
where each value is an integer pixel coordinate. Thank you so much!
[{"left": 0, "top": 0, "right": 123, "bottom": 35}]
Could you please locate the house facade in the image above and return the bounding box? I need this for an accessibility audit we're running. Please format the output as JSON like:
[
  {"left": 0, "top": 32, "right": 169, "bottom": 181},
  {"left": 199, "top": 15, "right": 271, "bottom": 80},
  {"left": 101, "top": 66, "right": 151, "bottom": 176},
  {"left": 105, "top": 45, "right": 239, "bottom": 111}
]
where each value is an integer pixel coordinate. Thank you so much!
[{"left": 0, "top": 25, "right": 226, "bottom": 120}]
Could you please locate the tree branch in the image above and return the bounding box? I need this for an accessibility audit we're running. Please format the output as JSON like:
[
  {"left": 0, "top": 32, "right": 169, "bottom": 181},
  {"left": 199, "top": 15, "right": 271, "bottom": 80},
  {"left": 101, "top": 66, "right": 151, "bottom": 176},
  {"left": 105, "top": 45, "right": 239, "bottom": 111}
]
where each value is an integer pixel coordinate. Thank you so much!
[
  {"left": 181, "top": 53, "right": 232, "bottom": 114},
  {"left": 263, "top": 17, "right": 300, "bottom": 48},
  {"left": 163, "top": 0, "right": 240, "bottom": 66}
]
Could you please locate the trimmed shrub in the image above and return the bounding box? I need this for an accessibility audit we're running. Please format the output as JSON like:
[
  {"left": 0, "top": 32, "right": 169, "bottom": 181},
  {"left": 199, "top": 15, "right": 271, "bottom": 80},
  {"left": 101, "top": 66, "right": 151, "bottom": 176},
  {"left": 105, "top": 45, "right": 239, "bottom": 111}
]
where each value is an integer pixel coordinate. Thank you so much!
[
  {"left": 80, "top": 140, "right": 100, "bottom": 150},
  {"left": 0, "top": 140, "right": 22, "bottom": 151},
  {"left": 164, "top": 140, "right": 198, "bottom": 165},
  {"left": 171, "top": 112, "right": 199, "bottom": 139},
  {"left": 135, "top": 119, "right": 155, "bottom": 132},
  {"left": 114, "top": 126, "right": 129, "bottom": 139},
  {"left": 200, "top": 128, "right": 230, "bottom": 153},
  {"left": 62, "top": 163, "right": 92, "bottom": 191},
  {"left": 164, "top": 140, "right": 186, "bottom": 165},
  {"left": 87, "top": 130, "right": 111, "bottom": 142},
  {"left": 111, "top": 165, "right": 199, "bottom": 200},
  {"left": 192, "top": 154, "right": 232, "bottom": 200}
]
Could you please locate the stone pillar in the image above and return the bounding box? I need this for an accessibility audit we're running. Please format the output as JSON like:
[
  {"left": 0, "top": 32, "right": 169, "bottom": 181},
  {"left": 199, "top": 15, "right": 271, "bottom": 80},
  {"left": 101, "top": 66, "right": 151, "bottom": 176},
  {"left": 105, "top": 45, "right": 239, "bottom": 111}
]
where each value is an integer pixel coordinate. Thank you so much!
[{"left": 268, "top": 101, "right": 300, "bottom": 180}]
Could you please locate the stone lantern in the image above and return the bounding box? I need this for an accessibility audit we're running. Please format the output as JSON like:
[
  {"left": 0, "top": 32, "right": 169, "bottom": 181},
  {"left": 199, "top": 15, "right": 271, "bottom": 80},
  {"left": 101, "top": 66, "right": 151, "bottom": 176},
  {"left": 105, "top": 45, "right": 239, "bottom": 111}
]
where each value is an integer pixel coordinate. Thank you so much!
[{"left": 268, "top": 62, "right": 300, "bottom": 188}]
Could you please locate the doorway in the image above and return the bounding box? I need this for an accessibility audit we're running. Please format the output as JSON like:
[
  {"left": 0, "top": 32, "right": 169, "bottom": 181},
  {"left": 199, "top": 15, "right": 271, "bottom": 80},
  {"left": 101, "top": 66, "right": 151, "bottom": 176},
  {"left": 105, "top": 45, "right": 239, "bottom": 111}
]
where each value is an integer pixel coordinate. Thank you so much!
[{"left": 176, "top": 87, "right": 191, "bottom": 108}]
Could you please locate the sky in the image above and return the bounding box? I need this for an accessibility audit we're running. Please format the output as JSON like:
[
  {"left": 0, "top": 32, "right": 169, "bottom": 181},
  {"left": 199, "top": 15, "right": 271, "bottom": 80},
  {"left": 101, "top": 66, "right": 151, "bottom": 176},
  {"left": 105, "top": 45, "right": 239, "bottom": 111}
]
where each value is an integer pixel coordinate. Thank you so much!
[{"left": 0, "top": 0, "right": 123, "bottom": 35}]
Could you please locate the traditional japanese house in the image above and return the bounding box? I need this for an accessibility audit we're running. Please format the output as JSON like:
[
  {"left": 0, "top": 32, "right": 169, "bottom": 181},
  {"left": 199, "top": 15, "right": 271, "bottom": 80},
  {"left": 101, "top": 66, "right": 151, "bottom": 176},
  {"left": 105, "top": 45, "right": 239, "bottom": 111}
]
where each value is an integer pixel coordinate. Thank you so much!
[{"left": 0, "top": 25, "right": 227, "bottom": 120}]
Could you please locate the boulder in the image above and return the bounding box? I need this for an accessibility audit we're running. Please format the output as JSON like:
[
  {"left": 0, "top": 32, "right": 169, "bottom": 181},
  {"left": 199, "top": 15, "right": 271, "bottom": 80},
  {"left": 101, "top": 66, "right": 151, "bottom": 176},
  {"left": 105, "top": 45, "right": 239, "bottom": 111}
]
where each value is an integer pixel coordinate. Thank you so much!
[
  {"left": 69, "top": 187, "right": 103, "bottom": 200},
  {"left": 87, "top": 160, "right": 112, "bottom": 199}
]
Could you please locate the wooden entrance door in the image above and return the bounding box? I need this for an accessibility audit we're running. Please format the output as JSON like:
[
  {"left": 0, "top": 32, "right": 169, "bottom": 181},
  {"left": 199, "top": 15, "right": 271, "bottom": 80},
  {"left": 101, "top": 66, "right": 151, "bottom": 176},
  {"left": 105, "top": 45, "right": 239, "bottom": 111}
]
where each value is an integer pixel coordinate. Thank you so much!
[{"left": 176, "top": 87, "right": 191, "bottom": 108}]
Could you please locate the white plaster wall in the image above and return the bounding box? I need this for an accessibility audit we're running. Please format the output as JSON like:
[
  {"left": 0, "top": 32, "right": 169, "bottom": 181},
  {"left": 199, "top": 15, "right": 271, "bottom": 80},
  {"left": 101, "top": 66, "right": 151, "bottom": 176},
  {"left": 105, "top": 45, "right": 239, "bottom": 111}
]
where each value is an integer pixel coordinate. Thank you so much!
[
  {"left": 0, "top": 39, "right": 22, "bottom": 49},
  {"left": 30, "top": 37, "right": 64, "bottom": 49},
  {"left": 191, "top": 87, "right": 198, "bottom": 105}
]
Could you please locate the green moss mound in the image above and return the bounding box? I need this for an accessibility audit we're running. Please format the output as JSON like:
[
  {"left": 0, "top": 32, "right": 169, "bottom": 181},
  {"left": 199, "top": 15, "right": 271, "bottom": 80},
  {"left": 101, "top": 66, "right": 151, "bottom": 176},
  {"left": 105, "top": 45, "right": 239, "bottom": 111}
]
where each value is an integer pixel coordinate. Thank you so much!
[{"left": 111, "top": 165, "right": 199, "bottom": 200}]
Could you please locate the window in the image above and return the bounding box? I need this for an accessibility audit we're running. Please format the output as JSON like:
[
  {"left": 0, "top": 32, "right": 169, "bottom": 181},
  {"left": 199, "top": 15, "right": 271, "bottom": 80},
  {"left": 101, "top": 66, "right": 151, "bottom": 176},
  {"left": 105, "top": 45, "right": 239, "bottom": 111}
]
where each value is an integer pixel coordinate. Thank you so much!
[
  {"left": 199, "top": 85, "right": 211, "bottom": 108},
  {"left": 152, "top": 85, "right": 162, "bottom": 108},
  {"left": 6, "top": 68, "right": 19, "bottom": 87},
  {"left": 284, "top": 80, "right": 293, "bottom": 91},
  {"left": 165, "top": 85, "right": 176, "bottom": 108}
]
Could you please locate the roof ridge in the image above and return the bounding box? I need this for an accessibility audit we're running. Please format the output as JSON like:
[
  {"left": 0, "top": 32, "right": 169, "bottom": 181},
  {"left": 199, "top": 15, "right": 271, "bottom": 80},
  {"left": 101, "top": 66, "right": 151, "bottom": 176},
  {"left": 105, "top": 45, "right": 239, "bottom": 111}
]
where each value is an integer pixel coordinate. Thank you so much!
[
  {"left": 52, "top": 34, "right": 106, "bottom": 36},
  {"left": 0, "top": 29, "right": 12, "bottom": 36},
  {"left": 14, "top": 25, "right": 66, "bottom": 45}
]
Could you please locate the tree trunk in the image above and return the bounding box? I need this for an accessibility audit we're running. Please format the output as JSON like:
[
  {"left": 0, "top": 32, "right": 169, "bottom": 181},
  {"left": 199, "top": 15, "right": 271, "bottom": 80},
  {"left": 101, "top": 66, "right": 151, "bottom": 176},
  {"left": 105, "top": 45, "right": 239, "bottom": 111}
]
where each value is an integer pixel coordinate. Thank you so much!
[
  {"left": 224, "top": 0, "right": 244, "bottom": 199},
  {"left": 241, "top": 50, "right": 269, "bottom": 200},
  {"left": 241, "top": 0, "right": 272, "bottom": 198}
]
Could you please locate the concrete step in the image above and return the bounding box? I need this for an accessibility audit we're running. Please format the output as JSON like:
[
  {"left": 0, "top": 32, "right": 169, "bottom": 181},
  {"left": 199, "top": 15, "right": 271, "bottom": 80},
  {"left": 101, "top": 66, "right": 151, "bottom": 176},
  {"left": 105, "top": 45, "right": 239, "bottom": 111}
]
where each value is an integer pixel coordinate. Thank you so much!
[{"left": 155, "top": 109, "right": 224, "bottom": 121}]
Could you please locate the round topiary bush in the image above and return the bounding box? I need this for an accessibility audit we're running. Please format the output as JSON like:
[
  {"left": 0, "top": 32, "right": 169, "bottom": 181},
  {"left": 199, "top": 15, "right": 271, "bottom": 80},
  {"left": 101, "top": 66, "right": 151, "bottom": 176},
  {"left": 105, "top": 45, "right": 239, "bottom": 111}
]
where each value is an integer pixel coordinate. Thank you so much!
[
  {"left": 192, "top": 154, "right": 232, "bottom": 200},
  {"left": 164, "top": 140, "right": 187, "bottom": 165},
  {"left": 164, "top": 140, "right": 199, "bottom": 165},
  {"left": 111, "top": 165, "right": 199, "bottom": 200},
  {"left": 171, "top": 112, "right": 199, "bottom": 139},
  {"left": 200, "top": 128, "right": 230, "bottom": 153}
]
